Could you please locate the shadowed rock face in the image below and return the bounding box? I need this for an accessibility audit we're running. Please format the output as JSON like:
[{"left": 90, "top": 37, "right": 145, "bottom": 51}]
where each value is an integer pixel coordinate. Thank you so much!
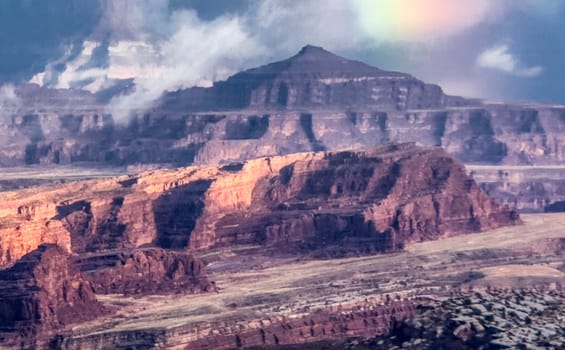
[
  {"left": 0, "top": 246, "right": 213, "bottom": 346},
  {"left": 153, "top": 179, "right": 212, "bottom": 249},
  {"left": 0, "top": 244, "right": 104, "bottom": 335},
  {"left": 0, "top": 144, "right": 520, "bottom": 266},
  {"left": 76, "top": 248, "right": 214, "bottom": 295}
]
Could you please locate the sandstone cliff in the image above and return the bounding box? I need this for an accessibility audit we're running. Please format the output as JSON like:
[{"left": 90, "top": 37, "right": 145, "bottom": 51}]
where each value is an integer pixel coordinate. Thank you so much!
[
  {"left": 3, "top": 97, "right": 565, "bottom": 169},
  {"left": 0, "top": 144, "right": 519, "bottom": 267},
  {"left": 0, "top": 243, "right": 213, "bottom": 345}
]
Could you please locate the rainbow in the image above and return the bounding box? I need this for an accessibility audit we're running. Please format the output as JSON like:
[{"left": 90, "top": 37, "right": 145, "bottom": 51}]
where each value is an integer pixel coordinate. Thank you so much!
[{"left": 349, "top": 0, "right": 491, "bottom": 41}]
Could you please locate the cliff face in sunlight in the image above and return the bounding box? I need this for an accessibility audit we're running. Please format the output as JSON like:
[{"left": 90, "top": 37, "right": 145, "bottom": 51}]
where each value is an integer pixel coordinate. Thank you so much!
[
  {"left": 0, "top": 143, "right": 521, "bottom": 348},
  {"left": 0, "top": 143, "right": 519, "bottom": 267}
]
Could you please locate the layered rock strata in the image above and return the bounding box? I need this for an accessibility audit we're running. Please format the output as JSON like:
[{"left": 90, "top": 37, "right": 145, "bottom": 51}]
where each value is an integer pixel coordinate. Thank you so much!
[
  {"left": 0, "top": 244, "right": 104, "bottom": 347},
  {"left": 1, "top": 46, "right": 565, "bottom": 171},
  {"left": 1, "top": 46, "right": 565, "bottom": 219},
  {"left": 469, "top": 165, "right": 565, "bottom": 212},
  {"left": 173, "top": 301, "right": 415, "bottom": 350},
  {"left": 163, "top": 45, "right": 468, "bottom": 112},
  {"left": 5, "top": 98, "right": 565, "bottom": 168},
  {"left": 50, "top": 300, "right": 415, "bottom": 350},
  {"left": 0, "top": 143, "right": 519, "bottom": 267},
  {"left": 0, "top": 247, "right": 213, "bottom": 347},
  {"left": 77, "top": 248, "right": 215, "bottom": 295}
]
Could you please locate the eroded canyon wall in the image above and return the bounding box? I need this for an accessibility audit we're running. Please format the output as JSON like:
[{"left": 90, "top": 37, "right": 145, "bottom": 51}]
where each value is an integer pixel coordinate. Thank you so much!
[
  {"left": 4, "top": 106, "right": 565, "bottom": 167},
  {"left": 0, "top": 144, "right": 519, "bottom": 267},
  {"left": 3, "top": 46, "right": 565, "bottom": 212}
]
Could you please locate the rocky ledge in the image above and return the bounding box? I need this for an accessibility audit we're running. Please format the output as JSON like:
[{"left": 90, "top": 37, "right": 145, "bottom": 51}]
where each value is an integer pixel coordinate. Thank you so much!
[{"left": 0, "top": 141, "right": 528, "bottom": 348}]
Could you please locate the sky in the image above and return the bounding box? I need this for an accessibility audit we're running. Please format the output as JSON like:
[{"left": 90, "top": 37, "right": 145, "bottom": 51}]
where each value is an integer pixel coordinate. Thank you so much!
[{"left": 0, "top": 0, "right": 564, "bottom": 111}]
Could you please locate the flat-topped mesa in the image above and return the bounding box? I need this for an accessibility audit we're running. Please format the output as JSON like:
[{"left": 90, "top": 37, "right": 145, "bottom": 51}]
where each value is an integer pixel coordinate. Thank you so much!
[
  {"left": 0, "top": 244, "right": 104, "bottom": 345},
  {"left": 187, "top": 143, "right": 520, "bottom": 253},
  {"left": 163, "top": 45, "right": 471, "bottom": 112},
  {"left": 0, "top": 143, "right": 519, "bottom": 265}
]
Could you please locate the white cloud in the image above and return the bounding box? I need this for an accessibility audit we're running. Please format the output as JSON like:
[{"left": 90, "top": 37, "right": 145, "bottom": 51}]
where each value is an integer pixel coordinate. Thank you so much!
[
  {"left": 94, "top": 0, "right": 170, "bottom": 40},
  {"left": 0, "top": 84, "right": 20, "bottom": 107},
  {"left": 476, "top": 44, "right": 543, "bottom": 77},
  {"left": 253, "top": 0, "right": 358, "bottom": 51},
  {"left": 107, "top": 10, "right": 266, "bottom": 122}
]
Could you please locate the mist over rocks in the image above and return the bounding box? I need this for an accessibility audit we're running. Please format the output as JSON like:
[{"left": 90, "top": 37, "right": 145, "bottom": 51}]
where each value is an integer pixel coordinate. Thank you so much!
[
  {"left": 0, "top": 46, "right": 562, "bottom": 168},
  {"left": 2, "top": 46, "right": 565, "bottom": 212}
]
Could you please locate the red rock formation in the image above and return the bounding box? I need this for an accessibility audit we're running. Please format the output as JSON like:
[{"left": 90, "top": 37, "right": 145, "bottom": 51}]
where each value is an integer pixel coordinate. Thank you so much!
[
  {"left": 77, "top": 248, "right": 215, "bottom": 295},
  {"left": 0, "top": 144, "right": 520, "bottom": 266},
  {"left": 187, "top": 300, "right": 416, "bottom": 350},
  {"left": 0, "top": 244, "right": 104, "bottom": 346},
  {"left": 187, "top": 144, "right": 520, "bottom": 253},
  {"left": 0, "top": 201, "right": 71, "bottom": 267},
  {"left": 50, "top": 300, "right": 416, "bottom": 349}
]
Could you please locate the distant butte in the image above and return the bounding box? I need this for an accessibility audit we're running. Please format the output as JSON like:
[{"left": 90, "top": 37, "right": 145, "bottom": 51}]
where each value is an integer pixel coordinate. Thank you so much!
[
  {"left": 164, "top": 44, "right": 463, "bottom": 111},
  {"left": 240, "top": 44, "right": 395, "bottom": 76}
]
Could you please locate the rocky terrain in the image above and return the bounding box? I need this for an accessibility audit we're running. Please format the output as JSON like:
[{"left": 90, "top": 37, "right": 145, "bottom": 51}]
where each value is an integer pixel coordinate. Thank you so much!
[
  {"left": 263, "top": 288, "right": 565, "bottom": 350},
  {"left": 0, "top": 46, "right": 562, "bottom": 170},
  {"left": 1, "top": 44, "right": 563, "bottom": 350},
  {"left": 0, "top": 245, "right": 214, "bottom": 348},
  {"left": 388, "top": 288, "right": 565, "bottom": 350},
  {"left": 45, "top": 213, "right": 565, "bottom": 349},
  {"left": 2, "top": 46, "right": 565, "bottom": 211},
  {"left": 0, "top": 143, "right": 523, "bottom": 348},
  {"left": 468, "top": 165, "right": 565, "bottom": 212},
  {"left": 0, "top": 244, "right": 105, "bottom": 348},
  {"left": 0, "top": 143, "right": 518, "bottom": 267},
  {"left": 77, "top": 248, "right": 215, "bottom": 295}
]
